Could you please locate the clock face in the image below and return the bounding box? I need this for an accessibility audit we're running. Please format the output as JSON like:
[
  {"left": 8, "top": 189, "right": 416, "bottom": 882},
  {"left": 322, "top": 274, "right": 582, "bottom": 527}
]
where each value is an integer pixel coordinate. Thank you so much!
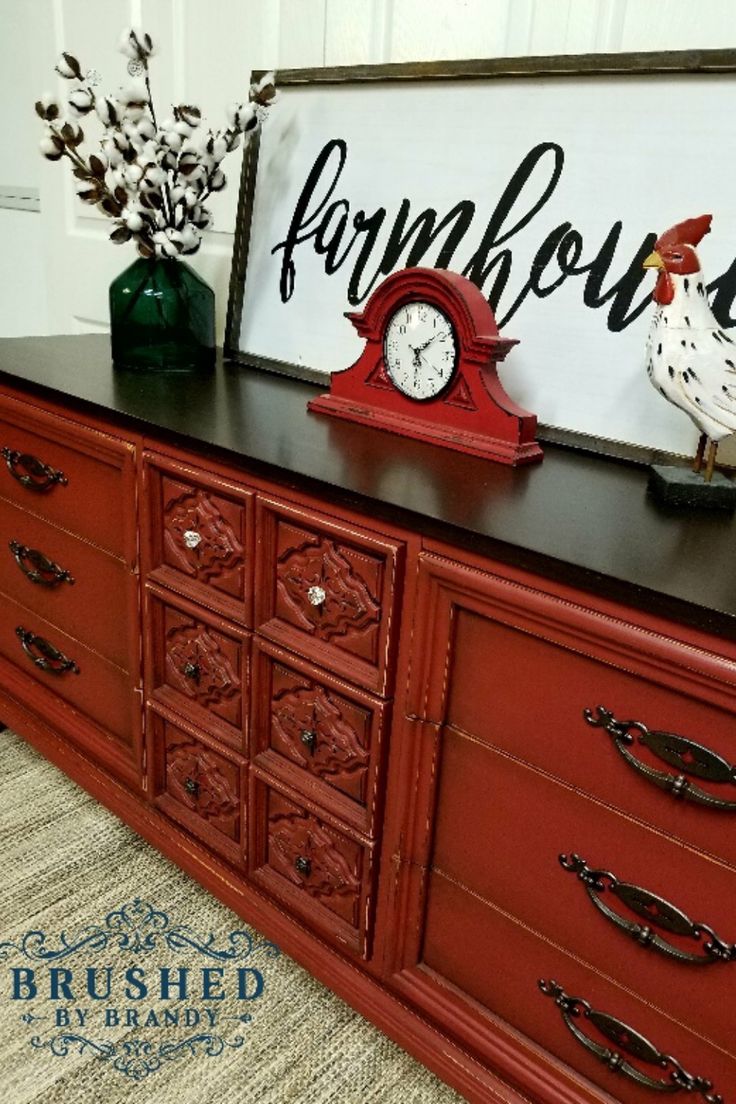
[{"left": 383, "top": 301, "right": 458, "bottom": 401}]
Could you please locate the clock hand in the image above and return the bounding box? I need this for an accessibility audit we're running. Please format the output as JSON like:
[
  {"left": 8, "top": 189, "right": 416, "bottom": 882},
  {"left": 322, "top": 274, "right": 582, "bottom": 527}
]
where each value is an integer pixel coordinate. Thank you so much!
[
  {"left": 408, "top": 333, "right": 440, "bottom": 354},
  {"left": 419, "top": 350, "right": 446, "bottom": 377}
]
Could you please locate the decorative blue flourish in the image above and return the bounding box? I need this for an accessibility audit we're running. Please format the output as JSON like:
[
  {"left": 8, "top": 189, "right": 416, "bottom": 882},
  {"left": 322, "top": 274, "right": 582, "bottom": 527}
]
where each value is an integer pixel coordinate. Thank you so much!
[
  {"left": 31, "top": 1032, "right": 245, "bottom": 1080},
  {"left": 31, "top": 1033, "right": 115, "bottom": 1061},
  {"left": 20, "top": 1012, "right": 46, "bottom": 1025},
  {"left": 0, "top": 899, "right": 280, "bottom": 962}
]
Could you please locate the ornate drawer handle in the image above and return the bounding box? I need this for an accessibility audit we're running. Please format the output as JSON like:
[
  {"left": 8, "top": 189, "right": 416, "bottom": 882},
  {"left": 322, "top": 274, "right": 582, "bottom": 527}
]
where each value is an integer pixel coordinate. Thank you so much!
[
  {"left": 300, "top": 729, "right": 317, "bottom": 754},
  {"left": 539, "top": 980, "right": 721, "bottom": 1101},
  {"left": 182, "top": 662, "right": 200, "bottom": 682},
  {"left": 16, "top": 626, "right": 79, "bottom": 676},
  {"left": 183, "top": 777, "right": 199, "bottom": 796},
  {"left": 560, "top": 853, "right": 735, "bottom": 964},
  {"left": 584, "top": 705, "right": 736, "bottom": 810},
  {"left": 294, "top": 855, "right": 312, "bottom": 877},
  {"left": 9, "top": 541, "right": 75, "bottom": 587},
  {"left": 1, "top": 448, "right": 68, "bottom": 492}
]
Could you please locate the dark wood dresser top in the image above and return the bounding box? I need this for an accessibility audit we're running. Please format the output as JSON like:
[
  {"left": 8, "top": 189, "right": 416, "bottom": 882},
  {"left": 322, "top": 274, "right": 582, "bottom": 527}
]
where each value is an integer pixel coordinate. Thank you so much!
[{"left": 1, "top": 333, "right": 735, "bottom": 637}]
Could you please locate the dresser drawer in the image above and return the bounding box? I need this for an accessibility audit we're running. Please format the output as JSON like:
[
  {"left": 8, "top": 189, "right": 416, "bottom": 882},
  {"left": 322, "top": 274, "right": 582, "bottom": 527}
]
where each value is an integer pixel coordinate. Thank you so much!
[
  {"left": 0, "top": 395, "right": 135, "bottom": 560},
  {"left": 149, "top": 710, "right": 244, "bottom": 863},
  {"left": 411, "top": 554, "right": 736, "bottom": 869},
  {"left": 0, "top": 497, "right": 131, "bottom": 668},
  {"left": 249, "top": 772, "right": 373, "bottom": 956},
  {"left": 254, "top": 496, "right": 403, "bottom": 695},
  {"left": 421, "top": 872, "right": 735, "bottom": 1104},
  {"left": 432, "top": 724, "right": 736, "bottom": 1059},
  {"left": 251, "top": 640, "right": 386, "bottom": 833},
  {"left": 146, "top": 586, "right": 249, "bottom": 752},
  {"left": 144, "top": 453, "right": 253, "bottom": 624},
  {"left": 0, "top": 591, "right": 133, "bottom": 748}
]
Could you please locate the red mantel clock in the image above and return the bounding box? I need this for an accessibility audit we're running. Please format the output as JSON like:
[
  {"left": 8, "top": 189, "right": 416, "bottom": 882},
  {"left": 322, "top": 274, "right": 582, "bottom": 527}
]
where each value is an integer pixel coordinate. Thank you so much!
[{"left": 308, "top": 267, "right": 543, "bottom": 466}]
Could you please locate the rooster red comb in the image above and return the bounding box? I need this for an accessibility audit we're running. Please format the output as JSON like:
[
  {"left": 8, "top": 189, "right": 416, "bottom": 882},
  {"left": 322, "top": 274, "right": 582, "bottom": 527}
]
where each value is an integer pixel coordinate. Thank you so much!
[{"left": 655, "top": 214, "right": 712, "bottom": 251}]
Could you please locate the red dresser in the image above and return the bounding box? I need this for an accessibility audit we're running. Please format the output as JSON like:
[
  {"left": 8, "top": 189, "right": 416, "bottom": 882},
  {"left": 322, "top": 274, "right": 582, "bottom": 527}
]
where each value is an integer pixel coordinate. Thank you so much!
[{"left": 1, "top": 334, "right": 735, "bottom": 1104}]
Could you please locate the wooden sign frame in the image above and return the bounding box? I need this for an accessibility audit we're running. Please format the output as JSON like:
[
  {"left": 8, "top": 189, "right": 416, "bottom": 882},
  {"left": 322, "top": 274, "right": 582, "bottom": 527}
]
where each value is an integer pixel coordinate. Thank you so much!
[{"left": 225, "top": 49, "right": 736, "bottom": 462}]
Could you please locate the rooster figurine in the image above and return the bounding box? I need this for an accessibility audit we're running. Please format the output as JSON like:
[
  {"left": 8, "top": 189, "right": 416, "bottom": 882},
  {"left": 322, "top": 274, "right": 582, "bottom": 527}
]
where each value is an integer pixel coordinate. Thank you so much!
[{"left": 643, "top": 214, "right": 736, "bottom": 482}]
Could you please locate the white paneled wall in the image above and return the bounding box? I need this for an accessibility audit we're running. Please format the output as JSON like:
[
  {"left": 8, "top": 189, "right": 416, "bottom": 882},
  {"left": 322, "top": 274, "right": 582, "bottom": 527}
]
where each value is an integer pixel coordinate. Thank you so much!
[{"left": 2, "top": 0, "right": 736, "bottom": 338}]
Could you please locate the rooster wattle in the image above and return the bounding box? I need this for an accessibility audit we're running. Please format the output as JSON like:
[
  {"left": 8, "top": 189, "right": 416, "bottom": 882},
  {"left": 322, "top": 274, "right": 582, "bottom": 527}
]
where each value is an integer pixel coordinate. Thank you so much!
[{"left": 643, "top": 213, "right": 736, "bottom": 481}]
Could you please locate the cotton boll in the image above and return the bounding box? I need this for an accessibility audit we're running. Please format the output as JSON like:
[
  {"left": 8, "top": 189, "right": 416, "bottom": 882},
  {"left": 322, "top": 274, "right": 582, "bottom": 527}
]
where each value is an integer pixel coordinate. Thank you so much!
[
  {"left": 68, "top": 87, "right": 94, "bottom": 117},
  {"left": 95, "top": 96, "right": 119, "bottom": 127},
  {"left": 136, "top": 116, "right": 156, "bottom": 141},
  {"left": 146, "top": 165, "right": 167, "bottom": 187},
  {"left": 122, "top": 120, "right": 138, "bottom": 137},
  {"left": 36, "top": 93, "right": 60, "bottom": 121},
  {"left": 169, "top": 185, "right": 185, "bottom": 205},
  {"left": 179, "top": 224, "right": 200, "bottom": 253},
  {"left": 174, "top": 120, "right": 193, "bottom": 137},
  {"left": 55, "top": 52, "right": 83, "bottom": 80},
  {"left": 109, "top": 167, "right": 127, "bottom": 191},
  {"left": 163, "top": 130, "right": 182, "bottom": 152},
  {"left": 39, "top": 133, "right": 64, "bottom": 160},
  {"left": 240, "top": 104, "right": 258, "bottom": 132},
  {"left": 210, "top": 136, "right": 228, "bottom": 162},
  {"left": 119, "top": 27, "right": 155, "bottom": 61},
  {"left": 122, "top": 207, "right": 144, "bottom": 232},
  {"left": 125, "top": 162, "right": 144, "bottom": 185},
  {"left": 184, "top": 186, "right": 199, "bottom": 208},
  {"left": 209, "top": 169, "right": 226, "bottom": 191},
  {"left": 104, "top": 144, "right": 123, "bottom": 168},
  {"left": 119, "top": 81, "right": 148, "bottom": 122}
]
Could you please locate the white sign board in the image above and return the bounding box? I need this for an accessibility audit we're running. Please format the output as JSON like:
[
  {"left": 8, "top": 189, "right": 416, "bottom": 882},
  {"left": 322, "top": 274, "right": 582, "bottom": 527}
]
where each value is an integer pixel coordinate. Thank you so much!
[{"left": 227, "top": 56, "right": 736, "bottom": 456}]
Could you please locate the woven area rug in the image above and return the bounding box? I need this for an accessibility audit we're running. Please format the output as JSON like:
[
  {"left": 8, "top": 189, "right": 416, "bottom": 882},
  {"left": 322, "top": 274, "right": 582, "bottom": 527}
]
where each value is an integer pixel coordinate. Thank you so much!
[{"left": 0, "top": 728, "right": 463, "bottom": 1104}]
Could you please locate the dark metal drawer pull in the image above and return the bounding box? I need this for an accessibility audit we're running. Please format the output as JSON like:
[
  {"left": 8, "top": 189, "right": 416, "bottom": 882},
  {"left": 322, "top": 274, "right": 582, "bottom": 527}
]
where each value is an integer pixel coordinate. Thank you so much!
[
  {"left": 584, "top": 705, "right": 736, "bottom": 810},
  {"left": 295, "top": 856, "right": 312, "bottom": 877},
  {"left": 560, "top": 853, "right": 735, "bottom": 964},
  {"left": 9, "top": 541, "right": 75, "bottom": 587},
  {"left": 16, "top": 626, "right": 79, "bottom": 676},
  {"left": 539, "top": 980, "right": 721, "bottom": 1100},
  {"left": 182, "top": 662, "right": 200, "bottom": 682},
  {"left": 183, "top": 777, "right": 199, "bottom": 796},
  {"left": 1, "top": 448, "right": 68, "bottom": 492}
]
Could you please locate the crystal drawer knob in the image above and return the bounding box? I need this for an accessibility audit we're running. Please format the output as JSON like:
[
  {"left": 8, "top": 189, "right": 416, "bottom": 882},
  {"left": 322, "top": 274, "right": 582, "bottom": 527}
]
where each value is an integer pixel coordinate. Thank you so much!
[
  {"left": 183, "top": 529, "right": 202, "bottom": 549},
  {"left": 295, "top": 856, "right": 312, "bottom": 877},
  {"left": 307, "top": 585, "right": 326, "bottom": 606},
  {"left": 300, "top": 729, "right": 317, "bottom": 753}
]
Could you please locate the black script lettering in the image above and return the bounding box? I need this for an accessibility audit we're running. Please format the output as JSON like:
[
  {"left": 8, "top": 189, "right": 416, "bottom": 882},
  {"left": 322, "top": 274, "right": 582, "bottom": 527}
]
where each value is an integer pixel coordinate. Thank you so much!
[
  {"left": 348, "top": 200, "right": 476, "bottom": 305},
  {"left": 567, "top": 223, "right": 657, "bottom": 332},
  {"left": 314, "top": 200, "right": 354, "bottom": 273},
  {"left": 272, "top": 139, "right": 348, "bottom": 301},
  {"left": 497, "top": 221, "right": 575, "bottom": 322},
  {"left": 346, "top": 208, "right": 387, "bottom": 303},
  {"left": 708, "top": 259, "right": 736, "bottom": 327},
  {"left": 464, "top": 142, "right": 564, "bottom": 312}
]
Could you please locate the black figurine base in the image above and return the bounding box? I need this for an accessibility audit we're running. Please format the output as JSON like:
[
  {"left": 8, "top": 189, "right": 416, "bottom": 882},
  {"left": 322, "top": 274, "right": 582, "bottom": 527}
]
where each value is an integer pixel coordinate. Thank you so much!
[{"left": 647, "top": 464, "right": 736, "bottom": 511}]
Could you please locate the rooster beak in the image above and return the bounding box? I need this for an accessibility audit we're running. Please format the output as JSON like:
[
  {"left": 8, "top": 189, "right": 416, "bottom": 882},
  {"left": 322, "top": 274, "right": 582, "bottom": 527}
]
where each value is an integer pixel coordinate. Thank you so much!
[{"left": 643, "top": 250, "right": 664, "bottom": 270}]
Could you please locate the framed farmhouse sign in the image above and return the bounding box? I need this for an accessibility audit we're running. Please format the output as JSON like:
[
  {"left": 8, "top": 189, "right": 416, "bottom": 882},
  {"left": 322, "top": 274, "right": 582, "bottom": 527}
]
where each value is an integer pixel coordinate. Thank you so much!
[{"left": 225, "top": 51, "right": 736, "bottom": 459}]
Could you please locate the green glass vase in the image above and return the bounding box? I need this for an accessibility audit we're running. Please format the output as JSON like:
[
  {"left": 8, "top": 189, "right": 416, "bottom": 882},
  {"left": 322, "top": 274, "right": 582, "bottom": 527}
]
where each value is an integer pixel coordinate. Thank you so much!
[{"left": 109, "top": 256, "right": 215, "bottom": 371}]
